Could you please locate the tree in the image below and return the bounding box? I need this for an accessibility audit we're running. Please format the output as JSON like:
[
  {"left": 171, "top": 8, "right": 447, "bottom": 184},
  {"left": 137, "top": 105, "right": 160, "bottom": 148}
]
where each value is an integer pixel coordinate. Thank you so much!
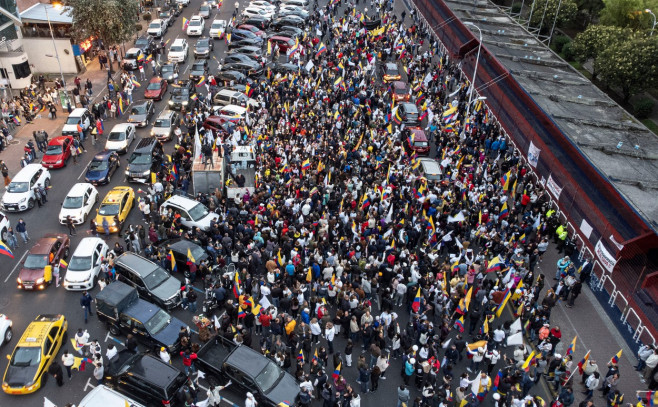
[
  {"left": 599, "top": 0, "right": 658, "bottom": 27},
  {"left": 575, "top": 0, "right": 604, "bottom": 25},
  {"left": 62, "top": 0, "right": 139, "bottom": 72},
  {"left": 529, "top": 0, "right": 579, "bottom": 32},
  {"left": 571, "top": 25, "right": 633, "bottom": 78},
  {"left": 594, "top": 35, "right": 658, "bottom": 102}
]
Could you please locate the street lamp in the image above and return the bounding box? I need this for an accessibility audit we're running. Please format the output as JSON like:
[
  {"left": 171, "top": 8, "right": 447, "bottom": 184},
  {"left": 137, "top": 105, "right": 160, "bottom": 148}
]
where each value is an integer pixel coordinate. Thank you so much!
[
  {"left": 464, "top": 22, "right": 482, "bottom": 121},
  {"left": 646, "top": 9, "right": 656, "bottom": 36},
  {"left": 43, "top": 2, "right": 66, "bottom": 86}
]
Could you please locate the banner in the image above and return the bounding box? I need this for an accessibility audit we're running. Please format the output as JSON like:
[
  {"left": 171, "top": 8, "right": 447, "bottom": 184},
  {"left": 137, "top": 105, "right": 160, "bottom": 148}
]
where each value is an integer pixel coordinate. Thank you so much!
[
  {"left": 580, "top": 219, "right": 593, "bottom": 239},
  {"left": 546, "top": 174, "right": 563, "bottom": 199},
  {"left": 595, "top": 239, "right": 617, "bottom": 272},
  {"left": 506, "top": 332, "right": 524, "bottom": 346},
  {"left": 527, "top": 141, "right": 541, "bottom": 168}
]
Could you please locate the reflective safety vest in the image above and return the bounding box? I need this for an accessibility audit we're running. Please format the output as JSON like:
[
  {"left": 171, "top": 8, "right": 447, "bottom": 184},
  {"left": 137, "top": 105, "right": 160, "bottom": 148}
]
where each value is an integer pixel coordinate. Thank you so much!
[{"left": 556, "top": 225, "right": 567, "bottom": 240}]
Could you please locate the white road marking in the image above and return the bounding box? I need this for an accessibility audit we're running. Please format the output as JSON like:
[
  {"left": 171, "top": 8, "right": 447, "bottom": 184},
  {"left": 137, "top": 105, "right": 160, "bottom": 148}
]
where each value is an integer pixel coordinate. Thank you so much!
[
  {"left": 4, "top": 251, "right": 28, "bottom": 283},
  {"left": 77, "top": 164, "right": 88, "bottom": 180},
  {"left": 84, "top": 377, "right": 96, "bottom": 391}
]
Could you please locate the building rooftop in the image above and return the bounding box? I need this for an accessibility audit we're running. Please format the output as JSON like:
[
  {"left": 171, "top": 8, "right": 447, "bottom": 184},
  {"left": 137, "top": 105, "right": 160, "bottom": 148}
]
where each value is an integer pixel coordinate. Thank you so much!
[
  {"left": 19, "top": 2, "right": 71, "bottom": 24},
  {"left": 443, "top": 0, "right": 658, "bottom": 233}
]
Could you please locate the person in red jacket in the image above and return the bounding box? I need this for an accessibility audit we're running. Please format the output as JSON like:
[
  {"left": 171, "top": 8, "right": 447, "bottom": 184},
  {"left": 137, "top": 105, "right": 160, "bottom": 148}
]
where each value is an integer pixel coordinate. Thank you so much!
[
  {"left": 180, "top": 349, "right": 198, "bottom": 377},
  {"left": 259, "top": 309, "right": 272, "bottom": 337}
]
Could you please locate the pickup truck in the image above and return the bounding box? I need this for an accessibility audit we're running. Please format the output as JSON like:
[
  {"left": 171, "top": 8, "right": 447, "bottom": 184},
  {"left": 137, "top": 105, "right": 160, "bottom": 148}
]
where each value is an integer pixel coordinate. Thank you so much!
[
  {"left": 95, "top": 281, "right": 188, "bottom": 353},
  {"left": 196, "top": 335, "right": 299, "bottom": 407},
  {"left": 192, "top": 144, "right": 257, "bottom": 200}
]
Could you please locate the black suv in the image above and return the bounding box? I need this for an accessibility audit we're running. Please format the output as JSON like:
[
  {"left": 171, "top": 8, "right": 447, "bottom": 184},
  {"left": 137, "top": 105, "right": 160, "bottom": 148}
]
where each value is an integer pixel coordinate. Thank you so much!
[
  {"left": 125, "top": 136, "right": 164, "bottom": 183},
  {"left": 114, "top": 252, "right": 182, "bottom": 310},
  {"left": 135, "top": 36, "right": 155, "bottom": 55},
  {"left": 160, "top": 63, "right": 180, "bottom": 83},
  {"left": 189, "top": 59, "right": 208, "bottom": 81},
  {"left": 106, "top": 350, "right": 188, "bottom": 406},
  {"left": 168, "top": 80, "right": 196, "bottom": 111}
]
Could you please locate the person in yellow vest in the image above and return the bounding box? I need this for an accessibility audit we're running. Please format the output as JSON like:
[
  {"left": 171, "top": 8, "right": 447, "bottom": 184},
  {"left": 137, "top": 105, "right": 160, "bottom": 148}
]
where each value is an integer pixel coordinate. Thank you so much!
[{"left": 556, "top": 223, "right": 568, "bottom": 253}]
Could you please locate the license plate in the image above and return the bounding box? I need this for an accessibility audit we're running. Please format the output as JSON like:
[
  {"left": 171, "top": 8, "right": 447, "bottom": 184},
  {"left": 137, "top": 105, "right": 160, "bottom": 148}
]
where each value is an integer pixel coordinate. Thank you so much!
[
  {"left": 24, "top": 285, "right": 33, "bottom": 290},
  {"left": 49, "top": 165, "right": 54, "bottom": 168}
]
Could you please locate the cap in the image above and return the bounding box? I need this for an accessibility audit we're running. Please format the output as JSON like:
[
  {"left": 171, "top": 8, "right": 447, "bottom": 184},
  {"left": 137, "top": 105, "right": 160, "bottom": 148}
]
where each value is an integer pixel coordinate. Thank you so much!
[{"left": 161, "top": 347, "right": 166, "bottom": 352}]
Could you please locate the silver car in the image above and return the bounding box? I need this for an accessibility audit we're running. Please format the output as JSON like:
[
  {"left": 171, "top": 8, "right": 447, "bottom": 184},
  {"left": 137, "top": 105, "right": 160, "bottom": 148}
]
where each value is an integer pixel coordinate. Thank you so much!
[
  {"left": 127, "top": 100, "right": 155, "bottom": 128},
  {"left": 150, "top": 110, "right": 179, "bottom": 142}
]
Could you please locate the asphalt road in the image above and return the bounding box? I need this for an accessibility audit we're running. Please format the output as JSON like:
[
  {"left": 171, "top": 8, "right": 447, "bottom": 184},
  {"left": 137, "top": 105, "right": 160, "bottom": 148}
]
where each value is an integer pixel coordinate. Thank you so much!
[{"left": 0, "top": 0, "right": 562, "bottom": 406}]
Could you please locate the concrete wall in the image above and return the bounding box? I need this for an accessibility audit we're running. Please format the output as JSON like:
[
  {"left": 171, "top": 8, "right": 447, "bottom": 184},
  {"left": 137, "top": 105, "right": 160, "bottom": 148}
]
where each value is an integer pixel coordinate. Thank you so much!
[
  {"left": 23, "top": 37, "right": 77, "bottom": 75},
  {"left": 0, "top": 51, "right": 32, "bottom": 89}
]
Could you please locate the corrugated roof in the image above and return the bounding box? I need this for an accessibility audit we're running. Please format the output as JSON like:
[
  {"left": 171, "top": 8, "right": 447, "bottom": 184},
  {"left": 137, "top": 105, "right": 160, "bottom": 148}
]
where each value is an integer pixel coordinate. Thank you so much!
[
  {"left": 444, "top": 0, "right": 658, "bottom": 233},
  {"left": 19, "top": 3, "right": 71, "bottom": 24}
]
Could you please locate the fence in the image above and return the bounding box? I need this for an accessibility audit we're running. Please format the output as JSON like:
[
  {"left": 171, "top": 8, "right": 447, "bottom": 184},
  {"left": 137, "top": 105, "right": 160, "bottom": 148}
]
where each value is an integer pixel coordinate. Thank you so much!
[{"left": 410, "top": 0, "right": 657, "bottom": 348}]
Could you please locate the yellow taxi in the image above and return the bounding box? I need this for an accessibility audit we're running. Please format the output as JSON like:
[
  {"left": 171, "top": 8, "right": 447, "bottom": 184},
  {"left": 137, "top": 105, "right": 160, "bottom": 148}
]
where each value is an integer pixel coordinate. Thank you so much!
[
  {"left": 2, "top": 315, "right": 68, "bottom": 395},
  {"left": 94, "top": 186, "right": 135, "bottom": 234}
]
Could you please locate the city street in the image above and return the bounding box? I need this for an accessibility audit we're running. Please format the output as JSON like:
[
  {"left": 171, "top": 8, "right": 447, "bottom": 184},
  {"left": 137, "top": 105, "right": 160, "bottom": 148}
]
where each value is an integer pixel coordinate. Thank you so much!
[{"left": 0, "top": 0, "right": 650, "bottom": 405}]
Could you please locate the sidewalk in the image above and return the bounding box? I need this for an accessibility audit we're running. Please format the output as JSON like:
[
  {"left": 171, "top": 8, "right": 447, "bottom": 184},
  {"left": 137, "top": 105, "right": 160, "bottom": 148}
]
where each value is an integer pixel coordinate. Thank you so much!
[{"left": 0, "top": 57, "right": 119, "bottom": 180}]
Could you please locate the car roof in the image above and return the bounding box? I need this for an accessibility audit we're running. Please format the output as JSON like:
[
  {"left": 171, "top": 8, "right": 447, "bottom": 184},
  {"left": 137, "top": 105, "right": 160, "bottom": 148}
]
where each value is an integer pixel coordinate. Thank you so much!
[
  {"left": 18, "top": 315, "right": 64, "bottom": 347},
  {"left": 126, "top": 47, "right": 141, "bottom": 53},
  {"left": 93, "top": 150, "right": 115, "bottom": 160},
  {"left": 401, "top": 102, "right": 418, "bottom": 111},
  {"left": 149, "top": 76, "right": 164, "bottom": 83},
  {"left": 156, "top": 110, "right": 177, "bottom": 119},
  {"left": 226, "top": 346, "right": 270, "bottom": 376},
  {"left": 69, "top": 108, "right": 88, "bottom": 117},
  {"left": 211, "top": 19, "right": 227, "bottom": 25},
  {"left": 191, "top": 15, "right": 203, "bottom": 20},
  {"left": 270, "top": 35, "right": 292, "bottom": 41},
  {"left": 163, "top": 194, "right": 199, "bottom": 209},
  {"left": 109, "top": 123, "right": 133, "bottom": 132},
  {"left": 419, "top": 158, "right": 441, "bottom": 172},
  {"left": 393, "top": 81, "right": 407, "bottom": 89},
  {"left": 172, "top": 38, "right": 186, "bottom": 46},
  {"left": 79, "top": 385, "right": 145, "bottom": 407},
  {"left": 13, "top": 163, "right": 45, "bottom": 182},
  {"left": 385, "top": 62, "right": 398, "bottom": 69},
  {"left": 72, "top": 237, "right": 105, "bottom": 257},
  {"left": 115, "top": 253, "right": 158, "bottom": 277},
  {"left": 409, "top": 128, "right": 427, "bottom": 140},
  {"left": 165, "top": 238, "right": 202, "bottom": 254},
  {"left": 122, "top": 353, "right": 181, "bottom": 388},
  {"left": 102, "top": 186, "right": 132, "bottom": 202},
  {"left": 67, "top": 182, "right": 93, "bottom": 197},
  {"left": 48, "top": 135, "right": 70, "bottom": 145},
  {"left": 151, "top": 18, "right": 163, "bottom": 23},
  {"left": 28, "top": 236, "right": 59, "bottom": 255}
]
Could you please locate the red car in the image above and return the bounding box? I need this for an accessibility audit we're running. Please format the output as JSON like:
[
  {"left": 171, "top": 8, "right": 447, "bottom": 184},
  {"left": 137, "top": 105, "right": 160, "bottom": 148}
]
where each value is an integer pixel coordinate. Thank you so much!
[
  {"left": 144, "top": 77, "right": 168, "bottom": 100},
  {"left": 392, "top": 81, "right": 411, "bottom": 102},
  {"left": 41, "top": 135, "right": 73, "bottom": 168},
  {"left": 237, "top": 24, "right": 266, "bottom": 38},
  {"left": 404, "top": 127, "right": 430, "bottom": 156},
  {"left": 269, "top": 36, "right": 295, "bottom": 52},
  {"left": 17, "top": 233, "right": 70, "bottom": 290}
]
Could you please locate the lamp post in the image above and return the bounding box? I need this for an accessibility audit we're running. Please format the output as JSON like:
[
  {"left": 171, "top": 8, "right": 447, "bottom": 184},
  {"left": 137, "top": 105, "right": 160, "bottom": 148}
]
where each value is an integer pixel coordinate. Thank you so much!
[
  {"left": 646, "top": 9, "right": 656, "bottom": 36},
  {"left": 43, "top": 3, "right": 66, "bottom": 86},
  {"left": 464, "top": 22, "right": 482, "bottom": 121}
]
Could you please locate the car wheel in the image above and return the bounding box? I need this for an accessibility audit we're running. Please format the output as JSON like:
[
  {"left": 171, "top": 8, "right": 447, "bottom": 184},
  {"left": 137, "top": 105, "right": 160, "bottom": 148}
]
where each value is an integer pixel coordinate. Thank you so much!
[
  {"left": 1, "top": 228, "right": 7, "bottom": 243},
  {"left": 44, "top": 178, "right": 50, "bottom": 188},
  {"left": 109, "top": 325, "right": 120, "bottom": 336},
  {"left": 28, "top": 199, "right": 35, "bottom": 209},
  {"left": 40, "top": 372, "right": 48, "bottom": 386},
  {"left": 3, "top": 327, "right": 12, "bottom": 344}
]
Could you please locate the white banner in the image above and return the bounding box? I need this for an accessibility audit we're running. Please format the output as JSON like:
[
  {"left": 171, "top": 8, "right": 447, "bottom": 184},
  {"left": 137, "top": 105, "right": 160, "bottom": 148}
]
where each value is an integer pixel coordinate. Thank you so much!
[
  {"left": 595, "top": 239, "right": 617, "bottom": 272},
  {"left": 546, "top": 174, "right": 563, "bottom": 199},
  {"left": 506, "top": 332, "right": 524, "bottom": 347},
  {"left": 528, "top": 141, "right": 541, "bottom": 168},
  {"left": 580, "top": 219, "right": 593, "bottom": 239}
]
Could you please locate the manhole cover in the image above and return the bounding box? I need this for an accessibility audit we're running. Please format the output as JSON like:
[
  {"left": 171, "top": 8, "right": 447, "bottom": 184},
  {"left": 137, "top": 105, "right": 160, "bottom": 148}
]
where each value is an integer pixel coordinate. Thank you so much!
[{"left": 0, "top": 298, "right": 9, "bottom": 309}]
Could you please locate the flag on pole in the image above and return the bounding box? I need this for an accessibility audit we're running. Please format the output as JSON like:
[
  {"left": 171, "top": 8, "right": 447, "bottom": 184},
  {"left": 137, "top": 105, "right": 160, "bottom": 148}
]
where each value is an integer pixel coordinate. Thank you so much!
[
  {"left": 412, "top": 287, "right": 421, "bottom": 312},
  {"left": 499, "top": 202, "right": 509, "bottom": 219},
  {"left": 577, "top": 350, "right": 591, "bottom": 374},
  {"left": 454, "top": 316, "right": 464, "bottom": 332},
  {"left": 186, "top": 248, "right": 196, "bottom": 266},
  {"left": 501, "top": 170, "right": 511, "bottom": 190},
  {"left": 316, "top": 42, "right": 327, "bottom": 57},
  {"left": 566, "top": 336, "right": 577, "bottom": 356},
  {"left": 332, "top": 362, "right": 341, "bottom": 379},
  {"left": 233, "top": 272, "right": 242, "bottom": 298},
  {"left": 522, "top": 350, "right": 536, "bottom": 371},
  {"left": 495, "top": 287, "right": 512, "bottom": 317},
  {"left": 486, "top": 255, "right": 505, "bottom": 273},
  {"left": 168, "top": 250, "right": 177, "bottom": 272},
  {"left": 297, "top": 349, "right": 305, "bottom": 363},
  {"left": 610, "top": 349, "right": 622, "bottom": 365}
]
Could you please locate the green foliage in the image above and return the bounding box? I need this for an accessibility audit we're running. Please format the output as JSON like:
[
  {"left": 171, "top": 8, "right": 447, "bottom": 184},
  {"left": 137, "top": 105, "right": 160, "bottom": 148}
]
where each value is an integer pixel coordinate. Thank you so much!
[
  {"left": 62, "top": 0, "right": 139, "bottom": 45},
  {"left": 135, "top": 24, "right": 143, "bottom": 32},
  {"left": 594, "top": 35, "right": 658, "bottom": 102},
  {"left": 633, "top": 98, "right": 655, "bottom": 119},
  {"left": 529, "top": 0, "right": 579, "bottom": 31},
  {"left": 512, "top": 2, "right": 523, "bottom": 13},
  {"left": 553, "top": 35, "right": 572, "bottom": 52},
  {"left": 575, "top": 0, "right": 604, "bottom": 25},
  {"left": 571, "top": 25, "right": 630, "bottom": 63},
  {"left": 599, "top": 0, "right": 658, "bottom": 27},
  {"left": 143, "top": 13, "right": 152, "bottom": 22},
  {"left": 562, "top": 41, "right": 577, "bottom": 60}
]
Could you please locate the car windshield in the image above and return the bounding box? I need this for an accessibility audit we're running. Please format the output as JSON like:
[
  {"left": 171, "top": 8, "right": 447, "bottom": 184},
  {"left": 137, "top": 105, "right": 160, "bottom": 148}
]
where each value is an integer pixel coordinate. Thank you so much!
[
  {"left": 188, "top": 202, "right": 210, "bottom": 221},
  {"left": 170, "top": 45, "right": 184, "bottom": 52},
  {"left": 65, "top": 117, "right": 80, "bottom": 125},
  {"left": 190, "top": 20, "right": 202, "bottom": 26},
  {"left": 10, "top": 347, "right": 41, "bottom": 367},
  {"left": 395, "top": 87, "right": 407, "bottom": 94},
  {"left": 62, "top": 196, "right": 83, "bottom": 209},
  {"left": 385, "top": 66, "right": 398, "bottom": 75},
  {"left": 254, "top": 360, "right": 282, "bottom": 392},
  {"left": 200, "top": 5, "right": 210, "bottom": 11},
  {"left": 192, "top": 63, "right": 205, "bottom": 70},
  {"left": 46, "top": 144, "right": 63, "bottom": 155},
  {"left": 98, "top": 203, "right": 120, "bottom": 216},
  {"left": 136, "top": 39, "right": 149, "bottom": 48},
  {"left": 24, "top": 254, "right": 48, "bottom": 269},
  {"left": 154, "top": 118, "right": 171, "bottom": 128},
  {"left": 211, "top": 22, "right": 224, "bottom": 28},
  {"left": 197, "top": 39, "right": 209, "bottom": 47},
  {"left": 143, "top": 266, "right": 170, "bottom": 290},
  {"left": 108, "top": 131, "right": 126, "bottom": 141},
  {"left": 414, "top": 141, "right": 429, "bottom": 147},
  {"left": 145, "top": 309, "right": 172, "bottom": 334},
  {"left": 162, "top": 66, "right": 174, "bottom": 74},
  {"left": 147, "top": 82, "right": 162, "bottom": 90},
  {"left": 126, "top": 51, "right": 139, "bottom": 59},
  {"left": 7, "top": 182, "right": 29, "bottom": 193},
  {"left": 68, "top": 255, "right": 92, "bottom": 271},
  {"left": 89, "top": 159, "right": 108, "bottom": 171},
  {"left": 131, "top": 105, "right": 147, "bottom": 114},
  {"left": 149, "top": 22, "right": 161, "bottom": 29},
  {"left": 172, "top": 87, "right": 189, "bottom": 96},
  {"left": 129, "top": 153, "right": 151, "bottom": 165}
]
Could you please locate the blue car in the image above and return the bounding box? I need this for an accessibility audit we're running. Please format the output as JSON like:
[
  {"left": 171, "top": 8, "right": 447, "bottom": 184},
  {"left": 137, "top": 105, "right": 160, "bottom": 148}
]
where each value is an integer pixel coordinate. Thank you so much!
[
  {"left": 85, "top": 150, "right": 121, "bottom": 185},
  {"left": 231, "top": 29, "right": 263, "bottom": 43}
]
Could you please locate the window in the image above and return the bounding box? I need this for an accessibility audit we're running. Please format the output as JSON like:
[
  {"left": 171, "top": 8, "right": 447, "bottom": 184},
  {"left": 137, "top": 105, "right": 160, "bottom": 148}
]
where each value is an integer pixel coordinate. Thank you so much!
[
  {"left": 44, "top": 337, "right": 53, "bottom": 355},
  {"left": 12, "top": 60, "right": 31, "bottom": 80},
  {"left": 119, "top": 314, "right": 132, "bottom": 327}
]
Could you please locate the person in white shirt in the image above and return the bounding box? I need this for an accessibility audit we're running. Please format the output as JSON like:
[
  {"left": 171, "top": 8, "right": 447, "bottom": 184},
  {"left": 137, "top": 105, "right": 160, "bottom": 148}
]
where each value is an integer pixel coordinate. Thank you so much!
[
  {"left": 159, "top": 347, "right": 171, "bottom": 364},
  {"left": 61, "top": 349, "right": 75, "bottom": 379},
  {"left": 106, "top": 343, "right": 117, "bottom": 361},
  {"left": 245, "top": 392, "right": 258, "bottom": 407},
  {"left": 207, "top": 380, "right": 231, "bottom": 407}
]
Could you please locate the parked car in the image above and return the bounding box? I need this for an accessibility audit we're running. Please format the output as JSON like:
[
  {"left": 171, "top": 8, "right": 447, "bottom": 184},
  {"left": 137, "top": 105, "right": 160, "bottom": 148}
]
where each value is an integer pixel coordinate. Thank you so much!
[
  {"left": 159, "top": 238, "right": 209, "bottom": 277},
  {"left": 194, "top": 37, "right": 214, "bottom": 58},
  {"left": 144, "top": 77, "right": 168, "bottom": 100},
  {"left": 113, "top": 253, "right": 183, "bottom": 310},
  {"left": 135, "top": 36, "right": 155, "bottom": 55},
  {"left": 41, "top": 135, "right": 73, "bottom": 169},
  {"left": 0, "top": 211, "right": 10, "bottom": 243},
  {"left": 105, "top": 123, "right": 136, "bottom": 154},
  {"left": 0, "top": 314, "right": 12, "bottom": 345},
  {"left": 231, "top": 28, "right": 264, "bottom": 43},
  {"left": 227, "top": 38, "right": 263, "bottom": 49},
  {"left": 199, "top": 2, "right": 212, "bottom": 18},
  {"left": 237, "top": 24, "right": 266, "bottom": 38},
  {"left": 58, "top": 183, "right": 99, "bottom": 225},
  {"left": 61, "top": 108, "right": 93, "bottom": 138},
  {"left": 63, "top": 237, "right": 109, "bottom": 291},
  {"left": 167, "top": 38, "right": 189, "bottom": 63},
  {"left": 127, "top": 100, "right": 155, "bottom": 127},
  {"left": 216, "top": 70, "right": 247, "bottom": 83},
  {"left": 2, "top": 315, "right": 67, "bottom": 395},
  {"left": 240, "top": 15, "right": 269, "bottom": 29},
  {"left": 158, "top": 9, "right": 173, "bottom": 26},
  {"left": 96, "top": 282, "right": 186, "bottom": 350},
  {"left": 223, "top": 61, "right": 262, "bottom": 76},
  {"left": 242, "top": 6, "right": 274, "bottom": 19},
  {"left": 1, "top": 164, "right": 51, "bottom": 212},
  {"left": 84, "top": 150, "right": 121, "bottom": 186},
  {"left": 147, "top": 19, "right": 167, "bottom": 37},
  {"left": 17, "top": 234, "right": 70, "bottom": 290},
  {"left": 226, "top": 46, "right": 262, "bottom": 59},
  {"left": 270, "top": 15, "right": 304, "bottom": 28},
  {"left": 125, "top": 137, "right": 164, "bottom": 183},
  {"left": 104, "top": 350, "right": 187, "bottom": 406},
  {"left": 268, "top": 35, "right": 295, "bottom": 52},
  {"left": 208, "top": 19, "right": 227, "bottom": 39}
]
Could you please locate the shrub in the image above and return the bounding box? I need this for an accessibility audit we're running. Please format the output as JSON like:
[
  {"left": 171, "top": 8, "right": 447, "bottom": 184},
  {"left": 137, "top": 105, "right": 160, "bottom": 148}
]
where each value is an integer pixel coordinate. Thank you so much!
[
  {"left": 553, "top": 35, "right": 571, "bottom": 53},
  {"left": 511, "top": 3, "right": 522, "bottom": 13},
  {"left": 135, "top": 23, "right": 143, "bottom": 32},
  {"left": 562, "top": 42, "right": 576, "bottom": 61},
  {"left": 143, "top": 13, "right": 152, "bottom": 22},
  {"left": 633, "top": 98, "right": 655, "bottom": 120}
]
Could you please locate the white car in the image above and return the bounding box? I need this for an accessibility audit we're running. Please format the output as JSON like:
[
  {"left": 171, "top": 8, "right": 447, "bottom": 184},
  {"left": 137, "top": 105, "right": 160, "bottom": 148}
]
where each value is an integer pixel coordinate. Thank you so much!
[
  {"left": 63, "top": 237, "right": 109, "bottom": 291},
  {"left": 242, "top": 7, "right": 274, "bottom": 19},
  {"left": 105, "top": 123, "right": 136, "bottom": 154},
  {"left": 59, "top": 183, "right": 99, "bottom": 225},
  {"left": 0, "top": 314, "right": 12, "bottom": 344},
  {"left": 168, "top": 38, "right": 189, "bottom": 63},
  {"left": 147, "top": 19, "right": 167, "bottom": 38},
  {"left": 209, "top": 19, "right": 227, "bottom": 39},
  {"left": 159, "top": 195, "right": 219, "bottom": 231},
  {"left": 0, "top": 211, "right": 10, "bottom": 243},
  {"left": 248, "top": 1, "right": 276, "bottom": 11},
  {"left": 1, "top": 164, "right": 51, "bottom": 212},
  {"left": 187, "top": 15, "right": 205, "bottom": 36},
  {"left": 176, "top": 0, "right": 190, "bottom": 6}
]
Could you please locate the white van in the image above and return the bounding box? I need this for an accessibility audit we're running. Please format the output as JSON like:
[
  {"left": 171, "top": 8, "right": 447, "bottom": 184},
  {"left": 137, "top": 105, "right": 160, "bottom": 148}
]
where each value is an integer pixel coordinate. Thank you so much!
[
  {"left": 213, "top": 104, "right": 248, "bottom": 122},
  {"left": 1, "top": 164, "right": 51, "bottom": 212},
  {"left": 62, "top": 107, "right": 92, "bottom": 138},
  {"left": 78, "top": 385, "right": 145, "bottom": 407},
  {"left": 159, "top": 194, "right": 219, "bottom": 231}
]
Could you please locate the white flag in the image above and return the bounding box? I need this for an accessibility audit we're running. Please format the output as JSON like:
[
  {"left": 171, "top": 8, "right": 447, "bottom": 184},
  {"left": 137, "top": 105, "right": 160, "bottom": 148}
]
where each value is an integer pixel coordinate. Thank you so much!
[
  {"left": 528, "top": 141, "right": 541, "bottom": 168},
  {"left": 510, "top": 318, "right": 522, "bottom": 334},
  {"left": 506, "top": 332, "right": 524, "bottom": 346}
]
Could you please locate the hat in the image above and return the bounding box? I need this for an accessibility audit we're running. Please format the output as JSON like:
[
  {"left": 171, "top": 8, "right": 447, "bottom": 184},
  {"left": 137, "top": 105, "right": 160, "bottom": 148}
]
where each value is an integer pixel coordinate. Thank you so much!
[
  {"left": 477, "top": 347, "right": 484, "bottom": 353},
  {"left": 412, "top": 345, "right": 418, "bottom": 352},
  {"left": 543, "top": 323, "right": 550, "bottom": 327},
  {"left": 161, "top": 347, "right": 166, "bottom": 352}
]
